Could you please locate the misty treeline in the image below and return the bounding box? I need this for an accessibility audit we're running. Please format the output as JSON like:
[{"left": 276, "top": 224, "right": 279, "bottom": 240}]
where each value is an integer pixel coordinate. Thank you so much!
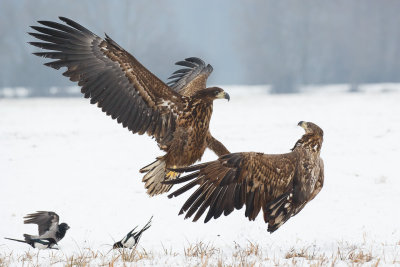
[{"left": 1, "top": 0, "right": 399, "bottom": 95}]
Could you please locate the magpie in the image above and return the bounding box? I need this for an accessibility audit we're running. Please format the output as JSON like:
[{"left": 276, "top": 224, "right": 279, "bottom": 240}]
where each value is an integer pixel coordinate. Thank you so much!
[
  {"left": 4, "top": 236, "right": 58, "bottom": 249},
  {"left": 113, "top": 216, "right": 153, "bottom": 249},
  {"left": 23, "top": 211, "right": 70, "bottom": 243}
]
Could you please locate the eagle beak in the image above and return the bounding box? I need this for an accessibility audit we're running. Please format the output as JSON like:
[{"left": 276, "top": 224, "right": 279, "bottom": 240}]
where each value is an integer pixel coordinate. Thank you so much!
[{"left": 216, "top": 91, "right": 230, "bottom": 101}]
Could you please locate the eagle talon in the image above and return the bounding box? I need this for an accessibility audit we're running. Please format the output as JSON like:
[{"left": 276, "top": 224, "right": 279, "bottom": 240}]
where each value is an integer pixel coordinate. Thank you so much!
[{"left": 166, "top": 170, "right": 180, "bottom": 179}]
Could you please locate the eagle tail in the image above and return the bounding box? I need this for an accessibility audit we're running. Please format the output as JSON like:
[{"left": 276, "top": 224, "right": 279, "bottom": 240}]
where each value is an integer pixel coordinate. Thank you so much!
[
  {"left": 264, "top": 192, "right": 293, "bottom": 233},
  {"left": 140, "top": 159, "right": 179, "bottom": 196}
]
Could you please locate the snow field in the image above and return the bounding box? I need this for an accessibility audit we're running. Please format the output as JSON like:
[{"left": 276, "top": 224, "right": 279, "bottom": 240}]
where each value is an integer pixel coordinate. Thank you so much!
[{"left": 1, "top": 88, "right": 399, "bottom": 265}]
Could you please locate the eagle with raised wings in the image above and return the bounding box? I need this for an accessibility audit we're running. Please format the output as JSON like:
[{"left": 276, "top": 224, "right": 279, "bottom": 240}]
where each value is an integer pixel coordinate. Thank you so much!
[
  {"left": 29, "top": 17, "right": 230, "bottom": 196},
  {"left": 166, "top": 121, "right": 324, "bottom": 233}
]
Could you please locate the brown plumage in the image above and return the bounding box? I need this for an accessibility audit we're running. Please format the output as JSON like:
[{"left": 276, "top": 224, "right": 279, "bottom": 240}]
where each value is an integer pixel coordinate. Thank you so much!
[
  {"left": 167, "top": 57, "right": 230, "bottom": 157},
  {"left": 28, "top": 17, "right": 230, "bottom": 196},
  {"left": 166, "top": 121, "right": 324, "bottom": 233}
]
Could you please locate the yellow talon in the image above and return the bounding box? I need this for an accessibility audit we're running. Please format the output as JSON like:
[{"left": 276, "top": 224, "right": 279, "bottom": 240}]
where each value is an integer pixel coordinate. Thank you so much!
[
  {"left": 166, "top": 171, "right": 179, "bottom": 179},
  {"left": 166, "top": 166, "right": 179, "bottom": 179}
]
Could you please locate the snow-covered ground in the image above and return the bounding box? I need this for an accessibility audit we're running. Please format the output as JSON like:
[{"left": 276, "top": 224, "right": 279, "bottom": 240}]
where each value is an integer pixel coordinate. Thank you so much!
[{"left": 1, "top": 88, "right": 399, "bottom": 266}]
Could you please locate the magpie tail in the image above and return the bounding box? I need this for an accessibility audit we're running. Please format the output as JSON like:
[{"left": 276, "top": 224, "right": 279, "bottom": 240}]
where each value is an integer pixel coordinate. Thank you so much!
[
  {"left": 138, "top": 216, "right": 153, "bottom": 234},
  {"left": 134, "top": 216, "right": 153, "bottom": 242},
  {"left": 4, "top": 237, "right": 27, "bottom": 244}
]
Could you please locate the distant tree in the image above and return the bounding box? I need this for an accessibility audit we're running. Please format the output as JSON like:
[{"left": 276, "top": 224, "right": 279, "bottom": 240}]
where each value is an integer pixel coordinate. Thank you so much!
[
  {"left": 0, "top": 0, "right": 180, "bottom": 96},
  {"left": 230, "top": 0, "right": 400, "bottom": 93},
  {"left": 1, "top": 0, "right": 400, "bottom": 95}
]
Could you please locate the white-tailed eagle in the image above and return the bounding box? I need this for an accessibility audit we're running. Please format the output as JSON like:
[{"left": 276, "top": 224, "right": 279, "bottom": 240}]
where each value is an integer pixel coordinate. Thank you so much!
[
  {"left": 166, "top": 121, "right": 324, "bottom": 233},
  {"left": 29, "top": 17, "right": 230, "bottom": 196}
]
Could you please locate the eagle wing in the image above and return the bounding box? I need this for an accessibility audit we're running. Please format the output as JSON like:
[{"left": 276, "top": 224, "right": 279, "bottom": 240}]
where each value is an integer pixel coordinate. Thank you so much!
[
  {"left": 29, "top": 17, "right": 186, "bottom": 144},
  {"left": 264, "top": 157, "right": 324, "bottom": 233},
  {"left": 310, "top": 158, "right": 324, "bottom": 202},
  {"left": 24, "top": 211, "right": 59, "bottom": 237},
  {"left": 167, "top": 57, "right": 213, "bottom": 95},
  {"left": 167, "top": 152, "right": 298, "bottom": 224}
]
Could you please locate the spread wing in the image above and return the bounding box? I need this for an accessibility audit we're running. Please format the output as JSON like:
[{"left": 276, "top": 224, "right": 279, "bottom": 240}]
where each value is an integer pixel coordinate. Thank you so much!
[
  {"left": 167, "top": 57, "right": 213, "bottom": 96},
  {"left": 166, "top": 152, "right": 298, "bottom": 224},
  {"left": 29, "top": 17, "right": 186, "bottom": 144},
  {"left": 24, "top": 211, "right": 59, "bottom": 237}
]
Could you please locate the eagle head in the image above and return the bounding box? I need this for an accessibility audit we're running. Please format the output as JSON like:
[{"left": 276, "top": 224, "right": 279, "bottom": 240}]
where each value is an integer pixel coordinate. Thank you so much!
[
  {"left": 195, "top": 87, "right": 230, "bottom": 102},
  {"left": 298, "top": 121, "right": 324, "bottom": 137},
  {"left": 292, "top": 121, "right": 324, "bottom": 152}
]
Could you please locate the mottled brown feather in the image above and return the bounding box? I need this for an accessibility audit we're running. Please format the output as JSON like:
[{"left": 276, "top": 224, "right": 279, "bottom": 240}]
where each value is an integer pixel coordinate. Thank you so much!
[
  {"left": 167, "top": 58, "right": 230, "bottom": 157},
  {"left": 168, "top": 121, "right": 324, "bottom": 233},
  {"left": 29, "top": 17, "right": 183, "bottom": 146},
  {"left": 29, "top": 17, "right": 230, "bottom": 196}
]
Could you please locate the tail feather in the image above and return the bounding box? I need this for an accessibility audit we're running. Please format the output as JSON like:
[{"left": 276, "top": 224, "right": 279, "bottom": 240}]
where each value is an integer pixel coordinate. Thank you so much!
[
  {"left": 163, "top": 171, "right": 200, "bottom": 185},
  {"left": 136, "top": 216, "right": 152, "bottom": 237},
  {"left": 140, "top": 159, "right": 162, "bottom": 173},
  {"left": 4, "top": 237, "right": 27, "bottom": 244},
  {"left": 168, "top": 162, "right": 208, "bottom": 173},
  {"left": 132, "top": 216, "right": 153, "bottom": 246},
  {"left": 140, "top": 159, "right": 178, "bottom": 196},
  {"left": 23, "top": 234, "right": 37, "bottom": 240}
]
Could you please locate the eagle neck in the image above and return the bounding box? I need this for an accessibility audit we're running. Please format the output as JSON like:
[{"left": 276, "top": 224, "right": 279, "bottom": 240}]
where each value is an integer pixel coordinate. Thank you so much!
[
  {"left": 189, "top": 97, "right": 213, "bottom": 112},
  {"left": 292, "top": 133, "right": 322, "bottom": 156}
]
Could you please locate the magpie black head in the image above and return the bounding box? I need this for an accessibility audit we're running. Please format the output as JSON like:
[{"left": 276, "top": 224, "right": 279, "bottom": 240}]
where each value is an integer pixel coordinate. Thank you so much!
[{"left": 113, "top": 241, "right": 123, "bottom": 249}]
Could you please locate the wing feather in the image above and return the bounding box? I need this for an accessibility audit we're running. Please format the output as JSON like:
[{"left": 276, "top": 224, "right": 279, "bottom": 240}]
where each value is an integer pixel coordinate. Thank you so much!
[
  {"left": 167, "top": 57, "right": 213, "bottom": 95},
  {"left": 167, "top": 152, "right": 298, "bottom": 225},
  {"left": 29, "top": 17, "right": 186, "bottom": 144},
  {"left": 23, "top": 211, "right": 59, "bottom": 238}
]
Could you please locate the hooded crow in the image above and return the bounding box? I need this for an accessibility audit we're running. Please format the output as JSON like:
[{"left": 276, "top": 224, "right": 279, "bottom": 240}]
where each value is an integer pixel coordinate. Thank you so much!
[{"left": 23, "top": 211, "right": 70, "bottom": 242}]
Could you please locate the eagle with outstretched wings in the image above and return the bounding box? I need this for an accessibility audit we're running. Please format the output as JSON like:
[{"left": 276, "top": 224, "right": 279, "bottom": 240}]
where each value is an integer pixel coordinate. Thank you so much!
[
  {"left": 166, "top": 121, "right": 324, "bottom": 233},
  {"left": 29, "top": 17, "right": 230, "bottom": 196}
]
